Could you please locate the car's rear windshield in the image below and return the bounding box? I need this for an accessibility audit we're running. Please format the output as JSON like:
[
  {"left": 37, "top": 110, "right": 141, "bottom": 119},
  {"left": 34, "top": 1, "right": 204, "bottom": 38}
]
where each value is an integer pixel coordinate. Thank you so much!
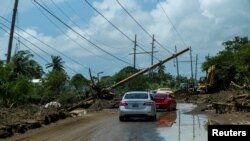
[
  {"left": 152, "top": 94, "right": 169, "bottom": 98},
  {"left": 124, "top": 93, "right": 148, "bottom": 99},
  {"left": 158, "top": 88, "right": 171, "bottom": 91}
]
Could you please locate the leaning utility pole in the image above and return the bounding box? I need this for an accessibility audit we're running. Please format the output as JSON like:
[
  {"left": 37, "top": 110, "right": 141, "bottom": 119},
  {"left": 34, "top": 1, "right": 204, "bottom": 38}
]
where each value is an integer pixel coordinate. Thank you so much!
[
  {"left": 108, "top": 48, "right": 190, "bottom": 90},
  {"left": 7, "top": 0, "right": 19, "bottom": 63}
]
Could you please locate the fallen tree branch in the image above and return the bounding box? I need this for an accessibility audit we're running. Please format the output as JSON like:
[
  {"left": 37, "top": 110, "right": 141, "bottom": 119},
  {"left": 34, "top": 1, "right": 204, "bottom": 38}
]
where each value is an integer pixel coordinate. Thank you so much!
[
  {"left": 230, "top": 81, "right": 250, "bottom": 90},
  {"left": 229, "top": 94, "right": 250, "bottom": 101},
  {"left": 230, "top": 81, "right": 244, "bottom": 89},
  {"left": 66, "top": 97, "right": 94, "bottom": 111}
]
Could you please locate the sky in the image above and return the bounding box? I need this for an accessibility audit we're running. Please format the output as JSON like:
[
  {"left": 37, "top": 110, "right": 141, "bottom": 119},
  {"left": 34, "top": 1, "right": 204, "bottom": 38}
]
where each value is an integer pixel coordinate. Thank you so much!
[{"left": 0, "top": 0, "right": 250, "bottom": 80}]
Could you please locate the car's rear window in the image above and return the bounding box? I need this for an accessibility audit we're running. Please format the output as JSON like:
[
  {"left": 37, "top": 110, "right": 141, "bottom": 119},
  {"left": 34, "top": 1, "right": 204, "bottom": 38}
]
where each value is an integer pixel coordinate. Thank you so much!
[
  {"left": 158, "top": 88, "right": 171, "bottom": 91},
  {"left": 124, "top": 93, "right": 148, "bottom": 99},
  {"left": 152, "top": 94, "right": 169, "bottom": 98}
]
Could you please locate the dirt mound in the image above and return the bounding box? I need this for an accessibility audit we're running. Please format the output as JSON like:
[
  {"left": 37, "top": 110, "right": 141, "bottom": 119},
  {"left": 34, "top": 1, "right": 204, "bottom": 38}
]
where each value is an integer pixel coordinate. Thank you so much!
[
  {"left": 176, "top": 91, "right": 249, "bottom": 105},
  {"left": 0, "top": 105, "right": 68, "bottom": 139},
  {"left": 176, "top": 90, "right": 250, "bottom": 124}
]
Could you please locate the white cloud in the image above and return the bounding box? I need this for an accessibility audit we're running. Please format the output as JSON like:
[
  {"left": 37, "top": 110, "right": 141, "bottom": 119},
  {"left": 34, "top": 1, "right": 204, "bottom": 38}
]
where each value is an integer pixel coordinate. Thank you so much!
[{"left": 1, "top": 0, "right": 250, "bottom": 77}]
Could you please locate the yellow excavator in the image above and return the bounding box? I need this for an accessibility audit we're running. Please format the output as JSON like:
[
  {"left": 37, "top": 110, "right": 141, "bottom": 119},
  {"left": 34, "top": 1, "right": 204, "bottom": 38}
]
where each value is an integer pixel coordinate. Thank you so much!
[{"left": 197, "top": 65, "right": 216, "bottom": 93}]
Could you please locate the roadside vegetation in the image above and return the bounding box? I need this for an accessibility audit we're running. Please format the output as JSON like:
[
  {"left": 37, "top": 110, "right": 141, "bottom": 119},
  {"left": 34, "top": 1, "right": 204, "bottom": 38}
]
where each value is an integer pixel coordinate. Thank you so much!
[
  {"left": 202, "top": 36, "right": 250, "bottom": 90},
  {"left": 0, "top": 36, "right": 249, "bottom": 108}
]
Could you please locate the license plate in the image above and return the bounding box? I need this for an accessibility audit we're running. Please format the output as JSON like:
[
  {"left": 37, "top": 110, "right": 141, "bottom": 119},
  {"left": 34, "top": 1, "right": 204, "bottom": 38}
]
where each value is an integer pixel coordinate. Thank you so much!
[{"left": 132, "top": 104, "right": 139, "bottom": 107}]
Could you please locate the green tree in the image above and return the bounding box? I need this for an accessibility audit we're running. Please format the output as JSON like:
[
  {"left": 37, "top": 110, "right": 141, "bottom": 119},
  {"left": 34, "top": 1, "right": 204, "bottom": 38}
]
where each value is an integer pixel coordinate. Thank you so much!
[
  {"left": 202, "top": 36, "right": 250, "bottom": 89},
  {"left": 46, "top": 55, "right": 65, "bottom": 72},
  {"left": 44, "top": 71, "right": 68, "bottom": 96},
  {"left": 0, "top": 66, "right": 32, "bottom": 107},
  {"left": 113, "top": 66, "right": 138, "bottom": 82},
  {"left": 157, "top": 64, "right": 166, "bottom": 82},
  {"left": 0, "top": 51, "right": 43, "bottom": 106},
  {"left": 71, "top": 73, "right": 89, "bottom": 91},
  {"left": 12, "top": 50, "right": 44, "bottom": 79}
]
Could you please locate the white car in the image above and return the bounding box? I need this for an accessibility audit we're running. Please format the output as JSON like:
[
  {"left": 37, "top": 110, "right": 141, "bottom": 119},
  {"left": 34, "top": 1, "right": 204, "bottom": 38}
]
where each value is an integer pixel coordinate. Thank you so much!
[{"left": 119, "top": 91, "right": 157, "bottom": 121}]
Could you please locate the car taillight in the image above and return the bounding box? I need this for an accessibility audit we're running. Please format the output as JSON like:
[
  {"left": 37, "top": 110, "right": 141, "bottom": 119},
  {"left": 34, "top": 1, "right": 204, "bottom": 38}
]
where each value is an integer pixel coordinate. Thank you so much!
[
  {"left": 144, "top": 102, "right": 154, "bottom": 106},
  {"left": 120, "top": 101, "right": 128, "bottom": 106}
]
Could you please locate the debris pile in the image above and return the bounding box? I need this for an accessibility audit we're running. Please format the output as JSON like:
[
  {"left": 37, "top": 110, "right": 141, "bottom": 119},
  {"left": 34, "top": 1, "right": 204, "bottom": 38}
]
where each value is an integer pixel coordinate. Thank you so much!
[
  {"left": 176, "top": 91, "right": 250, "bottom": 114},
  {"left": 0, "top": 104, "right": 68, "bottom": 139}
]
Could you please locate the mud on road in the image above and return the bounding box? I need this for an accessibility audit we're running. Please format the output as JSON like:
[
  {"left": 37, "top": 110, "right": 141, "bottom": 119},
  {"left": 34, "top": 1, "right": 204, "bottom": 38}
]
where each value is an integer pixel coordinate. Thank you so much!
[
  {"left": 5, "top": 110, "right": 165, "bottom": 141},
  {"left": 4, "top": 104, "right": 210, "bottom": 141},
  {"left": 1, "top": 91, "right": 249, "bottom": 141}
]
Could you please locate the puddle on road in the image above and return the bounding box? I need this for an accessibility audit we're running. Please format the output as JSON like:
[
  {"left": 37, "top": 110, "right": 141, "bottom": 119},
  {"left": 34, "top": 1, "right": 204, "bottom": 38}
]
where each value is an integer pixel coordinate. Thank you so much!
[{"left": 156, "top": 103, "right": 208, "bottom": 141}]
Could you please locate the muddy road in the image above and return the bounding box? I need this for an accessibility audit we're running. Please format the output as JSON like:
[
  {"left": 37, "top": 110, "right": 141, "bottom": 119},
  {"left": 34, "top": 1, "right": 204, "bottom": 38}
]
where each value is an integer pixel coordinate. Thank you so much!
[{"left": 4, "top": 104, "right": 208, "bottom": 141}]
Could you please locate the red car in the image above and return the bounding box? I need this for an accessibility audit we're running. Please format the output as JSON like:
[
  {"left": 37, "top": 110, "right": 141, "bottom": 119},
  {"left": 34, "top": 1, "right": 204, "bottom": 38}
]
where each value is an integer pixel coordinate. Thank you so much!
[{"left": 151, "top": 93, "right": 177, "bottom": 110}]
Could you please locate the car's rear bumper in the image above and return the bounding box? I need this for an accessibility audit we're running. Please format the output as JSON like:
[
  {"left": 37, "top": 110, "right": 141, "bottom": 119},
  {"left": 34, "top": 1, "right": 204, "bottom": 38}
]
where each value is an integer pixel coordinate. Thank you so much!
[
  {"left": 119, "top": 107, "right": 156, "bottom": 117},
  {"left": 155, "top": 103, "right": 175, "bottom": 109}
]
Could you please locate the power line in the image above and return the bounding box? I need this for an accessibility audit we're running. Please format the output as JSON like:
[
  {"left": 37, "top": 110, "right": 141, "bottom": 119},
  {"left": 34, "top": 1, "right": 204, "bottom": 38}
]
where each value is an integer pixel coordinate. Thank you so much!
[
  {"left": 14, "top": 8, "right": 20, "bottom": 55},
  {"left": 35, "top": 0, "right": 112, "bottom": 62},
  {"left": 34, "top": 0, "right": 133, "bottom": 66},
  {"left": 0, "top": 17, "right": 95, "bottom": 74},
  {"left": 33, "top": 1, "right": 102, "bottom": 59},
  {"left": 50, "top": 0, "right": 116, "bottom": 51},
  {"left": 158, "top": 0, "right": 188, "bottom": 48},
  {"left": 0, "top": 26, "right": 49, "bottom": 63},
  {"left": 116, "top": 0, "right": 173, "bottom": 54},
  {"left": 84, "top": 0, "right": 133, "bottom": 43},
  {"left": 1, "top": 24, "right": 79, "bottom": 74},
  {"left": 84, "top": 0, "right": 160, "bottom": 61}
]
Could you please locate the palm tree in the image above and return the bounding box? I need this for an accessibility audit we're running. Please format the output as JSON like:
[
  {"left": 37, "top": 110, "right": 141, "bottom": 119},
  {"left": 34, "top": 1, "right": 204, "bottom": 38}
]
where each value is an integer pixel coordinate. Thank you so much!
[
  {"left": 157, "top": 64, "right": 166, "bottom": 83},
  {"left": 28, "top": 60, "right": 44, "bottom": 78},
  {"left": 46, "top": 55, "right": 65, "bottom": 72},
  {"left": 158, "top": 64, "right": 165, "bottom": 77},
  {"left": 12, "top": 50, "right": 44, "bottom": 78}
]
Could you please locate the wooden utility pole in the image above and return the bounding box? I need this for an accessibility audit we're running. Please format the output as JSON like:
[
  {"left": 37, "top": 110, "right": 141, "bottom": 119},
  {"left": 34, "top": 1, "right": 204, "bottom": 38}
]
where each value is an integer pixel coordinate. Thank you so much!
[
  {"left": 7, "top": 0, "right": 19, "bottom": 63},
  {"left": 150, "top": 34, "right": 155, "bottom": 78},
  {"left": 108, "top": 48, "right": 190, "bottom": 90},
  {"left": 190, "top": 47, "right": 194, "bottom": 82},
  {"left": 151, "top": 34, "right": 155, "bottom": 66},
  {"left": 195, "top": 54, "right": 198, "bottom": 83},
  {"left": 129, "top": 35, "right": 139, "bottom": 72},
  {"left": 175, "top": 46, "right": 180, "bottom": 82},
  {"left": 133, "top": 35, "right": 137, "bottom": 70},
  {"left": 130, "top": 35, "right": 158, "bottom": 75}
]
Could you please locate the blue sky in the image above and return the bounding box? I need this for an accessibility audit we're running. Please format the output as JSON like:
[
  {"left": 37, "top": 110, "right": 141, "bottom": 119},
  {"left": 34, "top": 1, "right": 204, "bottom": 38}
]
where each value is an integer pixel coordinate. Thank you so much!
[{"left": 1, "top": 0, "right": 250, "bottom": 80}]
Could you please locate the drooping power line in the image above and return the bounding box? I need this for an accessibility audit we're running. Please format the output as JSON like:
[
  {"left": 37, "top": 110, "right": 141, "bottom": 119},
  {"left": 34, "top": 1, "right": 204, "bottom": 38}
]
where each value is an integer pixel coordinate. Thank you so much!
[
  {"left": 1, "top": 23, "right": 79, "bottom": 74},
  {"left": 1, "top": 17, "right": 94, "bottom": 73},
  {"left": 33, "top": 0, "right": 133, "bottom": 66},
  {"left": 158, "top": 0, "right": 188, "bottom": 48},
  {"left": 84, "top": 0, "right": 161, "bottom": 61},
  {"left": 116, "top": 0, "right": 173, "bottom": 54}
]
